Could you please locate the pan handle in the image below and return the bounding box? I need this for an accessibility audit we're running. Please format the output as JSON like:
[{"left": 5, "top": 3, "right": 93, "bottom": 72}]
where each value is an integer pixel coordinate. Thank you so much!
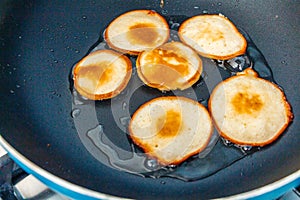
[
  {"left": 278, "top": 188, "right": 300, "bottom": 200},
  {"left": 0, "top": 145, "right": 67, "bottom": 199}
]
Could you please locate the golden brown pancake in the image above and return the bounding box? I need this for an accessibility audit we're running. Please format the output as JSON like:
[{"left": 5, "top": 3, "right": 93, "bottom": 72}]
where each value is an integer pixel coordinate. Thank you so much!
[
  {"left": 105, "top": 10, "right": 170, "bottom": 55},
  {"left": 179, "top": 14, "right": 247, "bottom": 60},
  {"left": 209, "top": 68, "right": 293, "bottom": 146},
  {"left": 129, "top": 96, "right": 213, "bottom": 165},
  {"left": 136, "top": 41, "right": 202, "bottom": 91},
  {"left": 73, "top": 50, "right": 132, "bottom": 100}
]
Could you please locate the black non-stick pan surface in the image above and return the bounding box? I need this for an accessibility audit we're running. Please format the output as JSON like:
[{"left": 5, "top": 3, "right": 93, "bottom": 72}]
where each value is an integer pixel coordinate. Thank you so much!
[{"left": 0, "top": 0, "right": 299, "bottom": 199}]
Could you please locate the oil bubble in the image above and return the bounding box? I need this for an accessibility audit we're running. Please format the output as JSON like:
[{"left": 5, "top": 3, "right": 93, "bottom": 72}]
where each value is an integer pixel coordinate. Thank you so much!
[
  {"left": 170, "top": 22, "right": 180, "bottom": 30},
  {"left": 71, "top": 108, "right": 81, "bottom": 118},
  {"left": 196, "top": 81, "right": 204, "bottom": 87},
  {"left": 119, "top": 116, "right": 131, "bottom": 127},
  {"left": 160, "top": 0, "right": 164, "bottom": 8},
  {"left": 221, "top": 137, "right": 233, "bottom": 146},
  {"left": 122, "top": 102, "right": 127, "bottom": 110},
  {"left": 145, "top": 159, "right": 159, "bottom": 170},
  {"left": 161, "top": 9, "right": 168, "bottom": 15},
  {"left": 240, "top": 145, "right": 252, "bottom": 152}
]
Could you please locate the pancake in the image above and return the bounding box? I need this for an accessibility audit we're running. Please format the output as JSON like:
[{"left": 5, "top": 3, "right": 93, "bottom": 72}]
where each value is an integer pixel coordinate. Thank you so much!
[
  {"left": 73, "top": 49, "right": 132, "bottom": 100},
  {"left": 178, "top": 14, "right": 247, "bottom": 60},
  {"left": 208, "top": 68, "right": 293, "bottom": 146},
  {"left": 105, "top": 10, "right": 170, "bottom": 55},
  {"left": 136, "top": 41, "right": 203, "bottom": 91},
  {"left": 129, "top": 96, "right": 213, "bottom": 165}
]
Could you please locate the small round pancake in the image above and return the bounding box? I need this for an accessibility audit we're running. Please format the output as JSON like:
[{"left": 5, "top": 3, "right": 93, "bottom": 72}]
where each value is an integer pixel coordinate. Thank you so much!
[
  {"left": 209, "top": 68, "right": 293, "bottom": 146},
  {"left": 178, "top": 14, "right": 247, "bottom": 60},
  {"left": 136, "top": 41, "right": 203, "bottom": 91},
  {"left": 105, "top": 10, "right": 170, "bottom": 55},
  {"left": 129, "top": 96, "right": 213, "bottom": 165},
  {"left": 73, "top": 50, "right": 132, "bottom": 100}
]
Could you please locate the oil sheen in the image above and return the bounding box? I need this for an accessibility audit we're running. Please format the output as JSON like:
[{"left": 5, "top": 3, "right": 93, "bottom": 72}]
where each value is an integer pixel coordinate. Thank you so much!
[{"left": 70, "top": 14, "right": 274, "bottom": 181}]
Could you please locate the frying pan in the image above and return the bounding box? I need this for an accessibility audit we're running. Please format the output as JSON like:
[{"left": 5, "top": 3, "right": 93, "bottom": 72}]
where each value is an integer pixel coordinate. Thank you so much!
[{"left": 0, "top": 0, "right": 299, "bottom": 199}]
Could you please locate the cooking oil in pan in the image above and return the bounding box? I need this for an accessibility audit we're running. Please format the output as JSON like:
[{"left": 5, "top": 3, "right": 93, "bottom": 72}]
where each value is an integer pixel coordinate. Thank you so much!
[{"left": 70, "top": 14, "right": 275, "bottom": 181}]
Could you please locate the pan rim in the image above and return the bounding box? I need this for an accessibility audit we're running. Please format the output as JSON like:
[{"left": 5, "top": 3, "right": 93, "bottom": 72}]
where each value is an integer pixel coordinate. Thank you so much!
[
  {"left": 0, "top": 135, "right": 124, "bottom": 200},
  {"left": 0, "top": 135, "right": 299, "bottom": 199}
]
